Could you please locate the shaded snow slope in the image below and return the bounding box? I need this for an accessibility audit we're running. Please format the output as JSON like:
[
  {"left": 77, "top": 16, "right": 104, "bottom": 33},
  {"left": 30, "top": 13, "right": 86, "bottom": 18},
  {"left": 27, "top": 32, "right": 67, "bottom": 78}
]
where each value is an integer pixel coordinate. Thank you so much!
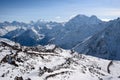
[{"left": 74, "top": 18, "right": 120, "bottom": 60}]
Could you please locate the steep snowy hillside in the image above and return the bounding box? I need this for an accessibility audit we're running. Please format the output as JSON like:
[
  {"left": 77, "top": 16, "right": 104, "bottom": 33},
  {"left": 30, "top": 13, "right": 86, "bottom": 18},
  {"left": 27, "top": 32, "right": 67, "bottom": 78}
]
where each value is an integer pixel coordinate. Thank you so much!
[
  {"left": 74, "top": 18, "right": 120, "bottom": 60},
  {"left": 0, "top": 38, "right": 120, "bottom": 80}
]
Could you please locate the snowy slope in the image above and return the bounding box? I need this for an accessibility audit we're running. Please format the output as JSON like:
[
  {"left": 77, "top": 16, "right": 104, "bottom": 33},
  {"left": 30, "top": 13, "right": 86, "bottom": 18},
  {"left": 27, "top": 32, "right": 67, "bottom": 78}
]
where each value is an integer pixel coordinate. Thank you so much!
[
  {"left": 74, "top": 18, "right": 120, "bottom": 60},
  {"left": 0, "top": 38, "right": 120, "bottom": 80}
]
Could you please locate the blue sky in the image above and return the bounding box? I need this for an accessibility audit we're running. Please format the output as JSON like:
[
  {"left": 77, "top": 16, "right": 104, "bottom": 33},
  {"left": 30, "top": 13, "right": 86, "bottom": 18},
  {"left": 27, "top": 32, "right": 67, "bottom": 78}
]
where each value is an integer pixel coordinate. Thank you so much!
[{"left": 0, "top": 0, "right": 120, "bottom": 22}]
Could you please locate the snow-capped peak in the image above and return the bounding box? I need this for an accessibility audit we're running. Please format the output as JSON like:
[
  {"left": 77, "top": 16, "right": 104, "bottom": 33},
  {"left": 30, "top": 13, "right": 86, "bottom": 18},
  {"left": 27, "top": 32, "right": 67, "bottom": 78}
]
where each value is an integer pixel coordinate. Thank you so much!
[{"left": 68, "top": 14, "right": 102, "bottom": 25}]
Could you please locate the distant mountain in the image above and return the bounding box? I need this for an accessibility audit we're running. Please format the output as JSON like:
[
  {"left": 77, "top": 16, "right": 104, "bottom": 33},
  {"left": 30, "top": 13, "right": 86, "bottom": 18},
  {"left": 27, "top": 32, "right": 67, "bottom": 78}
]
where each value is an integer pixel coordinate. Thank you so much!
[
  {"left": 12, "top": 27, "right": 44, "bottom": 46},
  {"left": 67, "top": 14, "right": 102, "bottom": 25},
  {"left": 0, "top": 21, "right": 29, "bottom": 36},
  {"left": 74, "top": 18, "right": 120, "bottom": 60},
  {"left": 2, "top": 27, "right": 26, "bottom": 39},
  {"left": 2, "top": 21, "right": 63, "bottom": 46},
  {"left": 52, "top": 14, "right": 106, "bottom": 49}
]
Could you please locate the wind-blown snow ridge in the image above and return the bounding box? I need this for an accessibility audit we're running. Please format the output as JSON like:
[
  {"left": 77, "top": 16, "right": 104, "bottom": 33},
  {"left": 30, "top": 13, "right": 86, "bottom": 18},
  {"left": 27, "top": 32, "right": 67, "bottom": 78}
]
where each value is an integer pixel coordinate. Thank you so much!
[{"left": 0, "top": 38, "right": 120, "bottom": 80}]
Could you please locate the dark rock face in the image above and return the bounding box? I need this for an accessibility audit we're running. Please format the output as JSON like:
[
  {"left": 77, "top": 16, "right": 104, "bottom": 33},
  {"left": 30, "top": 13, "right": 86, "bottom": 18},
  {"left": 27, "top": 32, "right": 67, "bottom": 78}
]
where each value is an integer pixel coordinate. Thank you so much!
[{"left": 14, "top": 76, "right": 23, "bottom": 80}]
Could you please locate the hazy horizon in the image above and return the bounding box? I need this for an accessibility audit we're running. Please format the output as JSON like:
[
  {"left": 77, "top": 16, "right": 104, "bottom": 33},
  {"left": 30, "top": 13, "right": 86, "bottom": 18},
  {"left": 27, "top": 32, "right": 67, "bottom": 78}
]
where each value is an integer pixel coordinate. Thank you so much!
[{"left": 0, "top": 0, "right": 120, "bottom": 23}]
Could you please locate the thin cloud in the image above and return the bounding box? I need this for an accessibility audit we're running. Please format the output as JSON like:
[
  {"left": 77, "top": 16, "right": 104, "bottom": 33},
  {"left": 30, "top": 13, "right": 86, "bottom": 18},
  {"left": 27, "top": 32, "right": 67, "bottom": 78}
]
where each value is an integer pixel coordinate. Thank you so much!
[
  {"left": 96, "top": 8, "right": 120, "bottom": 16},
  {"left": 101, "top": 19, "right": 111, "bottom": 21},
  {"left": 55, "top": 16, "right": 61, "bottom": 19}
]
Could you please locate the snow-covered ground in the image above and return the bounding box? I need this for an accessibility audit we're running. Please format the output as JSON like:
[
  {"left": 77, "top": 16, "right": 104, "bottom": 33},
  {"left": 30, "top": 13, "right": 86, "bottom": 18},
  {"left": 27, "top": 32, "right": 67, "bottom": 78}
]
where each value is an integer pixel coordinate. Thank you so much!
[{"left": 0, "top": 38, "right": 120, "bottom": 80}]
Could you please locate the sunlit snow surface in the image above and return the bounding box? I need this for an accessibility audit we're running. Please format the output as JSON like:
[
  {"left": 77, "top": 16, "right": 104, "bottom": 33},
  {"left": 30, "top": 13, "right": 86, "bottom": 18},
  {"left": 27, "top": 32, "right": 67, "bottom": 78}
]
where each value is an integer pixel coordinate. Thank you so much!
[{"left": 0, "top": 38, "right": 120, "bottom": 80}]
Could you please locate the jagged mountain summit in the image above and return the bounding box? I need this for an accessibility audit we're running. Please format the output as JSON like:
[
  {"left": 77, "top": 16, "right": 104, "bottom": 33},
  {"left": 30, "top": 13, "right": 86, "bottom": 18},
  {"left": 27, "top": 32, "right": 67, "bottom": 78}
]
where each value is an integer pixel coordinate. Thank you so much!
[
  {"left": 74, "top": 18, "right": 120, "bottom": 60},
  {"left": 67, "top": 14, "right": 102, "bottom": 25},
  {"left": 0, "top": 38, "right": 120, "bottom": 80}
]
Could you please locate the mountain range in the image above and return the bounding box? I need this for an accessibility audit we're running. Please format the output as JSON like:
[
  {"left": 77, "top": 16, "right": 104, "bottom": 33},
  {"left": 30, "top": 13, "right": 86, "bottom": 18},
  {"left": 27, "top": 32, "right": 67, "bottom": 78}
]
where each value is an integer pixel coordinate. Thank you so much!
[{"left": 0, "top": 14, "right": 120, "bottom": 60}]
